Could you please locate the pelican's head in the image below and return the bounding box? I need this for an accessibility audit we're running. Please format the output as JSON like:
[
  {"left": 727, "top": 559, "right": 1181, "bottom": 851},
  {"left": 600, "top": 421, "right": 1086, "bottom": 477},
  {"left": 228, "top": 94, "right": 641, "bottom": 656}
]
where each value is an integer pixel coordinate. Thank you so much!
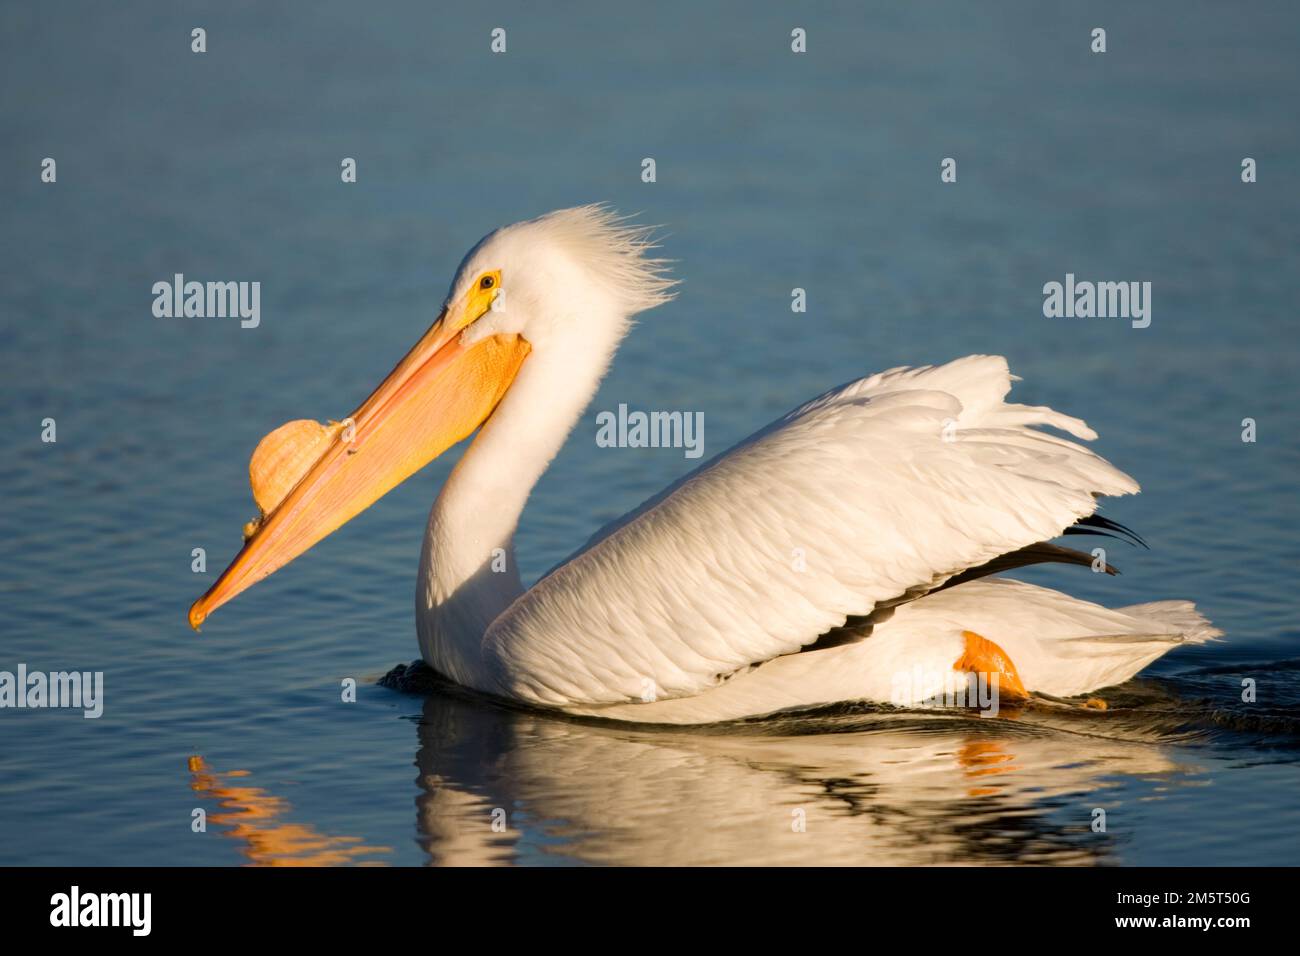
[
  {"left": 189, "top": 205, "right": 674, "bottom": 629},
  {"left": 444, "top": 204, "right": 676, "bottom": 351}
]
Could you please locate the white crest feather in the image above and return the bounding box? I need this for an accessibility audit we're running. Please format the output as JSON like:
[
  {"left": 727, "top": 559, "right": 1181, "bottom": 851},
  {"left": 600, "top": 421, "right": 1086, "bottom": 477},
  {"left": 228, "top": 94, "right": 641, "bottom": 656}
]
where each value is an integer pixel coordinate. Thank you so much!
[{"left": 501, "top": 204, "right": 678, "bottom": 315}]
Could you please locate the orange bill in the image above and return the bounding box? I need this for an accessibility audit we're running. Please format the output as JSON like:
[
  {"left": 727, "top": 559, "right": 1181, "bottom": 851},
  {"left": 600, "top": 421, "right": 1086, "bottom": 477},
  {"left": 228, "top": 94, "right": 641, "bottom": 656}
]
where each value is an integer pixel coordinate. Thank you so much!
[{"left": 189, "top": 285, "right": 530, "bottom": 630}]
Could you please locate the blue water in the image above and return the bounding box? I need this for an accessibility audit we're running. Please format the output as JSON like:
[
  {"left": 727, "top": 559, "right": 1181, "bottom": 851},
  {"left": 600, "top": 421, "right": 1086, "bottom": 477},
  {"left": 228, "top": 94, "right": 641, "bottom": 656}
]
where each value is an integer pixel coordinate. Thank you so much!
[{"left": 2, "top": 0, "right": 1298, "bottom": 865}]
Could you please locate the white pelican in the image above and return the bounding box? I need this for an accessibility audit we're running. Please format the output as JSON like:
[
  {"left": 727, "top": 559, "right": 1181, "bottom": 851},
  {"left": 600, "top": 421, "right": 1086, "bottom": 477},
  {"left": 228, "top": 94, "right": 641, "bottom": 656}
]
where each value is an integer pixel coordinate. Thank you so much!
[{"left": 189, "top": 205, "right": 1219, "bottom": 723}]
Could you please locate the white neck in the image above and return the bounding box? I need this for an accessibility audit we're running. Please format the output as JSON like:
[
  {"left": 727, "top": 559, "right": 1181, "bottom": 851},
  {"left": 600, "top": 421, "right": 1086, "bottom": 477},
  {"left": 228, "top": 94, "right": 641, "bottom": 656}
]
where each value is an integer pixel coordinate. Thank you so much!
[{"left": 415, "top": 308, "right": 625, "bottom": 689}]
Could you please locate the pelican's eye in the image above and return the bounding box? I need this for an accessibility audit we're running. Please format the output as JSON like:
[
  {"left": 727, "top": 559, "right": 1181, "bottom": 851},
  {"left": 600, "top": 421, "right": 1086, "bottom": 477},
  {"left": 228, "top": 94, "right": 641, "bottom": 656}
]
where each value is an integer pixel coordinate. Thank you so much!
[{"left": 457, "top": 270, "right": 501, "bottom": 330}]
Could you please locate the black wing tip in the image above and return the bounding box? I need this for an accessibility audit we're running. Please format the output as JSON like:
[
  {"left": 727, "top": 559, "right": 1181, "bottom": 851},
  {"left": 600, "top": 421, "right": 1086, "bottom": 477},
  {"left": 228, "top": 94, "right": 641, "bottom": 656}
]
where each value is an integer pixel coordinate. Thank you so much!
[{"left": 1064, "top": 513, "right": 1149, "bottom": 550}]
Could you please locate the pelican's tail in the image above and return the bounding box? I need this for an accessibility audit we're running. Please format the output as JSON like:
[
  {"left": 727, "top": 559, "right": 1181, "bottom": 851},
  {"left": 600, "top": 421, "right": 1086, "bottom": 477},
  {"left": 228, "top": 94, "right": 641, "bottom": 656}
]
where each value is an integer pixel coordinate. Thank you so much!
[
  {"left": 1113, "top": 598, "right": 1223, "bottom": 646},
  {"left": 922, "top": 578, "right": 1223, "bottom": 700}
]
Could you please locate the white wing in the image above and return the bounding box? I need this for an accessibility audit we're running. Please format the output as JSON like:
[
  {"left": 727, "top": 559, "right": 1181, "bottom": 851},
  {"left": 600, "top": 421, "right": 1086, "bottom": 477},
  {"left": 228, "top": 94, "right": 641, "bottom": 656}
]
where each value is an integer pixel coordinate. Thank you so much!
[{"left": 482, "top": 355, "right": 1139, "bottom": 706}]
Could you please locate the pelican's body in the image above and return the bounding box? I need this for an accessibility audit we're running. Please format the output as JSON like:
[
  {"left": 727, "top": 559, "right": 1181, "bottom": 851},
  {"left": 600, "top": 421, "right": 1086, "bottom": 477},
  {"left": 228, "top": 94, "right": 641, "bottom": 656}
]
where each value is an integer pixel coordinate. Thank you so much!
[{"left": 191, "top": 206, "right": 1218, "bottom": 724}]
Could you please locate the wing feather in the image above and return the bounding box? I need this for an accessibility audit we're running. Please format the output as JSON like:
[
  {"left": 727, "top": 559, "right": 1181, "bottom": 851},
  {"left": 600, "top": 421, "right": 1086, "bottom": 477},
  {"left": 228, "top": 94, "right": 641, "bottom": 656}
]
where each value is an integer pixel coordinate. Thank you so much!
[{"left": 482, "top": 355, "right": 1139, "bottom": 706}]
